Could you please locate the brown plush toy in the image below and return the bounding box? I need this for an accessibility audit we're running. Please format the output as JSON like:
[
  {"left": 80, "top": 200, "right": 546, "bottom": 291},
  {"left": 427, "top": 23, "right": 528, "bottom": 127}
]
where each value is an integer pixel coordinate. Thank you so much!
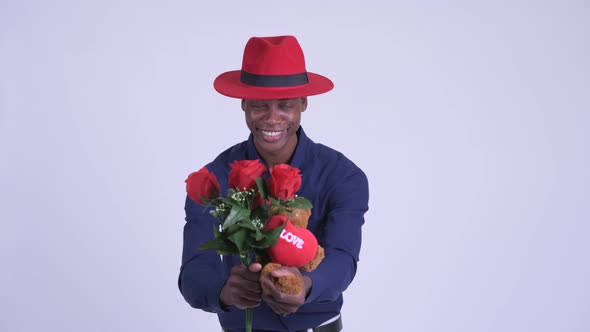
[{"left": 259, "top": 208, "right": 325, "bottom": 295}]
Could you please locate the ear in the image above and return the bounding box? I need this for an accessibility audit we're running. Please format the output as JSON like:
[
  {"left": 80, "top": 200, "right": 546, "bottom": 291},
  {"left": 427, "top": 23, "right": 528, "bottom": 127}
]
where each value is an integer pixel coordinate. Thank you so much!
[
  {"left": 301, "top": 97, "right": 307, "bottom": 112},
  {"left": 241, "top": 99, "right": 246, "bottom": 112}
]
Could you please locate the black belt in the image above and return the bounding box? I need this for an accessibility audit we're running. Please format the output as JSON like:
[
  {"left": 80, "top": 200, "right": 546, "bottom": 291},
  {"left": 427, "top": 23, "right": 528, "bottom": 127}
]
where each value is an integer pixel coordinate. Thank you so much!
[
  {"left": 222, "top": 315, "right": 342, "bottom": 332},
  {"left": 298, "top": 315, "right": 342, "bottom": 332}
]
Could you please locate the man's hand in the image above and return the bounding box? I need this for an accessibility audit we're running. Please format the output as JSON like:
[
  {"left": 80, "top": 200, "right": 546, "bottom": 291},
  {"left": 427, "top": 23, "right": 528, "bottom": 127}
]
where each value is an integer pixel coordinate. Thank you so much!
[
  {"left": 261, "top": 266, "right": 312, "bottom": 316},
  {"left": 220, "top": 263, "right": 262, "bottom": 309}
]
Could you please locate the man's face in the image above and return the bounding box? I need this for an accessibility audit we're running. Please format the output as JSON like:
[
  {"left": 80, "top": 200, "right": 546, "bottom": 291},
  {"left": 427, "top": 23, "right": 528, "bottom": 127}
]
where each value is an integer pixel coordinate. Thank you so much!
[{"left": 242, "top": 97, "right": 307, "bottom": 160}]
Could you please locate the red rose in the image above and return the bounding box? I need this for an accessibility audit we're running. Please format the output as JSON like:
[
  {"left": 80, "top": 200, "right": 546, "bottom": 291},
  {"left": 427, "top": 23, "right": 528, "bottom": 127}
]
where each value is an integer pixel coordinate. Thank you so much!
[
  {"left": 267, "top": 164, "right": 302, "bottom": 200},
  {"left": 228, "top": 159, "right": 266, "bottom": 191},
  {"left": 185, "top": 167, "right": 220, "bottom": 204}
]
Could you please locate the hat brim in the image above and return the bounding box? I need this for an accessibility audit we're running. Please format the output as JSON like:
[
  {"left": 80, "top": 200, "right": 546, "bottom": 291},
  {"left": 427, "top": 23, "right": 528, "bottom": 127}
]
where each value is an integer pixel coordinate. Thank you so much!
[{"left": 213, "top": 70, "right": 334, "bottom": 99}]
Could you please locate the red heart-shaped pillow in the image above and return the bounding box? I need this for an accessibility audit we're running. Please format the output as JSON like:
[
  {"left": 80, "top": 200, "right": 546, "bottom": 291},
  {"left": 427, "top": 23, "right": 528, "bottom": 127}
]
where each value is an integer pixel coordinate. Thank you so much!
[{"left": 264, "top": 215, "right": 318, "bottom": 268}]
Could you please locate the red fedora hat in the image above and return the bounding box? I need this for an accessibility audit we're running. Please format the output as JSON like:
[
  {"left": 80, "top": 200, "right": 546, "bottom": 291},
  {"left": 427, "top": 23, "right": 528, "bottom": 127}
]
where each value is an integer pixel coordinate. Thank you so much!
[{"left": 214, "top": 35, "right": 334, "bottom": 99}]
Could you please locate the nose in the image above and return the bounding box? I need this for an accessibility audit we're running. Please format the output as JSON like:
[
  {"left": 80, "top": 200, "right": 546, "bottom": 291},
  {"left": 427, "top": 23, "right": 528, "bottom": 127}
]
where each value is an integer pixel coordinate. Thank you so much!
[{"left": 264, "top": 105, "right": 282, "bottom": 125}]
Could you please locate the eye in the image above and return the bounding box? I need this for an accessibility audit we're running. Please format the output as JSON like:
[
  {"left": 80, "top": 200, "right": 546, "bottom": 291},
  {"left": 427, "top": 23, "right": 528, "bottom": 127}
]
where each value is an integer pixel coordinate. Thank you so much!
[{"left": 280, "top": 104, "right": 294, "bottom": 110}]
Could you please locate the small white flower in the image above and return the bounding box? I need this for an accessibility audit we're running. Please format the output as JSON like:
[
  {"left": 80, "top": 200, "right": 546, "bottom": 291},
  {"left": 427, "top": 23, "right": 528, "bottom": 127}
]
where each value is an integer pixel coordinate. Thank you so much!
[{"left": 252, "top": 218, "right": 263, "bottom": 230}]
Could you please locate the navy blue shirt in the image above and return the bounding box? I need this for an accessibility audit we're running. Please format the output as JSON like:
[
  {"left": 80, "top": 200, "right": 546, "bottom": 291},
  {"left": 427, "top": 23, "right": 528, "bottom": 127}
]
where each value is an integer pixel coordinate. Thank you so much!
[{"left": 179, "top": 127, "right": 369, "bottom": 331}]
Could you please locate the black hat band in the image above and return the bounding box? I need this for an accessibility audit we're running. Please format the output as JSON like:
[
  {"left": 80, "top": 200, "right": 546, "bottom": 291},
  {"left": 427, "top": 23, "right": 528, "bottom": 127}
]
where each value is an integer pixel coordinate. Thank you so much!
[{"left": 240, "top": 71, "right": 309, "bottom": 87}]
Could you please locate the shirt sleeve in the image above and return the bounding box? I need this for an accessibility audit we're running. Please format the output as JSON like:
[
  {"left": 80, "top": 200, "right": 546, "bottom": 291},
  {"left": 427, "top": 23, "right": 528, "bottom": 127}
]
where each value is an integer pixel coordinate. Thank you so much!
[
  {"left": 178, "top": 196, "right": 229, "bottom": 313},
  {"left": 304, "top": 169, "right": 369, "bottom": 303}
]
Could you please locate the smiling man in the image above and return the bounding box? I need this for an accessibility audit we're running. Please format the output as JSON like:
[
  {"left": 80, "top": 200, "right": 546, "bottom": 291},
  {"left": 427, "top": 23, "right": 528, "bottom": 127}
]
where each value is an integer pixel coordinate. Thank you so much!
[
  {"left": 242, "top": 98, "right": 306, "bottom": 168},
  {"left": 179, "top": 35, "right": 369, "bottom": 332}
]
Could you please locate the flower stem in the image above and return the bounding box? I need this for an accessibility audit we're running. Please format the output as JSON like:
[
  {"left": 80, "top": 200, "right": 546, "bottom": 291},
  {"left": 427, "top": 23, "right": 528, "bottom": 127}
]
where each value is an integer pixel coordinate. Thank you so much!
[
  {"left": 246, "top": 307, "right": 252, "bottom": 332},
  {"left": 241, "top": 255, "right": 254, "bottom": 332}
]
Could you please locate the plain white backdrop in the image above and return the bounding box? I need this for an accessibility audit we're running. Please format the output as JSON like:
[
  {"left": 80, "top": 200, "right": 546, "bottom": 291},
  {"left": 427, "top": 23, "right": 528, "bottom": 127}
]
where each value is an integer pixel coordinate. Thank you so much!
[{"left": 1, "top": 1, "right": 589, "bottom": 331}]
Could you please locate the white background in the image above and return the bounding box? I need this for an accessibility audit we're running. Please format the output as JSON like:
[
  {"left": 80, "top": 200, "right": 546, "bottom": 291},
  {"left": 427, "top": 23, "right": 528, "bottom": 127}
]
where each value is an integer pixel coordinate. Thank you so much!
[{"left": 1, "top": 1, "right": 589, "bottom": 331}]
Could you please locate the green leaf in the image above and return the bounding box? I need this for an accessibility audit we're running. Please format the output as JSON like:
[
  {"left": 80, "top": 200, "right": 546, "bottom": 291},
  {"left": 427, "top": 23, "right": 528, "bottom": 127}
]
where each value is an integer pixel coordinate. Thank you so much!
[
  {"left": 204, "top": 196, "right": 222, "bottom": 206},
  {"left": 255, "top": 177, "right": 268, "bottom": 199},
  {"left": 253, "top": 228, "right": 265, "bottom": 241},
  {"left": 225, "top": 197, "right": 242, "bottom": 208},
  {"left": 269, "top": 197, "right": 281, "bottom": 206},
  {"left": 228, "top": 228, "right": 248, "bottom": 252},
  {"left": 236, "top": 221, "right": 258, "bottom": 231},
  {"left": 222, "top": 205, "right": 250, "bottom": 230},
  {"left": 199, "top": 238, "right": 239, "bottom": 256},
  {"left": 289, "top": 197, "right": 313, "bottom": 210},
  {"left": 225, "top": 223, "right": 242, "bottom": 234},
  {"left": 251, "top": 223, "right": 286, "bottom": 249}
]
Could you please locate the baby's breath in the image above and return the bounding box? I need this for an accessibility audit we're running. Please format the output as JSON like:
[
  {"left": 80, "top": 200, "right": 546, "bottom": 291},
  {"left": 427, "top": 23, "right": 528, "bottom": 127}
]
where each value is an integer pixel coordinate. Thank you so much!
[
  {"left": 252, "top": 217, "right": 263, "bottom": 230},
  {"left": 210, "top": 202, "right": 229, "bottom": 218},
  {"left": 231, "top": 191, "right": 247, "bottom": 202}
]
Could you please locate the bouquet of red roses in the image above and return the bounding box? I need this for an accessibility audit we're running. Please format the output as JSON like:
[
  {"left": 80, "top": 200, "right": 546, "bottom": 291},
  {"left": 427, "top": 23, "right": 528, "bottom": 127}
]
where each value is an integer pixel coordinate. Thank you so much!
[{"left": 185, "top": 159, "right": 313, "bottom": 332}]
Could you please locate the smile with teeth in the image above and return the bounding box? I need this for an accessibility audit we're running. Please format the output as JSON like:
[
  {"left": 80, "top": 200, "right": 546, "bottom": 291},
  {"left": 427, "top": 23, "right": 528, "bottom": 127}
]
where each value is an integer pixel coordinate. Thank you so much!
[{"left": 260, "top": 130, "right": 285, "bottom": 137}]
